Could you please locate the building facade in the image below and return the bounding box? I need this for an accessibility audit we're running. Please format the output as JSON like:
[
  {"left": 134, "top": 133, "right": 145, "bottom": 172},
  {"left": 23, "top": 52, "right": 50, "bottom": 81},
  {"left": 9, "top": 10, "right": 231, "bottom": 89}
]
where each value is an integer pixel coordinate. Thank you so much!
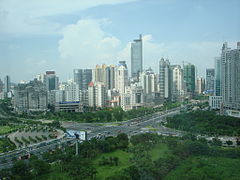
[
  {"left": 159, "top": 58, "right": 171, "bottom": 99},
  {"left": 183, "top": 63, "right": 196, "bottom": 96},
  {"left": 131, "top": 34, "right": 143, "bottom": 79},
  {"left": 73, "top": 69, "right": 92, "bottom": 91},
  {"left": 206, "top": 68, "right": 215, "bottom": 95},
  {"left": 221, "top": 42, "right": 240, "bottom": 110}
]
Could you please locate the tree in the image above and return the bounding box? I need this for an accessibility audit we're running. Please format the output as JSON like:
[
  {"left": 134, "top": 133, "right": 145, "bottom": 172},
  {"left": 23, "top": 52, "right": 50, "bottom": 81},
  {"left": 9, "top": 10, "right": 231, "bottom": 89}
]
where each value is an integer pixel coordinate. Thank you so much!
[
  {"left": 30, "top": 159, "right": 50, "bottom": 176},
  {"left": 117, "top": 133, "right": 129, "bottom": 148},
  {"left": 12, "top": 161, "right": 32, "bottom": 180},
  {"left": 226, "top": 140, "right": 233, "bottom": 146}
]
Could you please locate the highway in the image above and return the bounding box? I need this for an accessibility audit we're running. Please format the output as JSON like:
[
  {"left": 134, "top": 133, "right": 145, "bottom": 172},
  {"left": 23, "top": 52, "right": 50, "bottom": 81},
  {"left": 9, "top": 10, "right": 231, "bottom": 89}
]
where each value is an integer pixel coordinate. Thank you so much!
[
  {"left": 1, "top": 104, "right": 237, "bottom": 170},
  {"left": 0, "top": 107, "right": 181, "bottom": 170}
]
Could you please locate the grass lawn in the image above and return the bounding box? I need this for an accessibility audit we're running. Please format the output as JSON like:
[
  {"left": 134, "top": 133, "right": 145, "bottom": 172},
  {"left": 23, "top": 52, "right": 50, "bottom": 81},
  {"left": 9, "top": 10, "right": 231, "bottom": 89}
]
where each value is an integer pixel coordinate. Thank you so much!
[
  {"left": 38, "top": 164, "right": 72, "bottom": 180},
  {"left": 92, "top": 143, "right": 171, "bottom": 180},
  {"left": 0, "top": 126, "right": 14, "bottom": 135},
  {"left": 92, "top": 149, "right": 132, "bottom": 180},
  {"left": 0, "top": 138, "right": 16, "bottom": 153},
  {"left": 149, "top": 143, "right": 171, "bottom": 161},
  {"left": 164, "top": 156, "right": 240, "bottom": 180}
]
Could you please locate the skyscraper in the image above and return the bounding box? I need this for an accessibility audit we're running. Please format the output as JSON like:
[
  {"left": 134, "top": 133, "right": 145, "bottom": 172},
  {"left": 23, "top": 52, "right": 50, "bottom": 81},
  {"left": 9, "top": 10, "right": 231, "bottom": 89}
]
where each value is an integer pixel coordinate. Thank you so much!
[
  {"left": 115, "top": 61, "right": 128, "bottom": 94},
  {"left": 206, "top": 68, "right": 215, "bottom": 94},
  {"left": 92, "top": 64, "right": 116, "bottom": 90},
  {"left": 73, "top": 69, "right": 92, "bottom": 91},
  {"left": 159, "top": 58, "right": 171, "bottom": 99},
  {"left": 221, "top": 42, "right": 240, "bottom": 110},
  {"left": 196, "top": 77, "right": 205, "bottom": 94},
  {"left": 0, "top": 78, "right": 3, "bottom": 92},
  {"left": 131, "top": 34, "right": 143, "bottom": 79},
  {"left": 4, "top": 75, "right": 11, "bottom": 97},
  {"left": 45, "top": 71, "right": 59, "bottom": 91},
  {"left": 214, "top": 57, "right": 221, "bottom": 96},
  {"left": 171, "top": 65, "right": 185, "bottom": 101},
  {"left": 183, "top": 63, "right": 196, "bottom": 96}
]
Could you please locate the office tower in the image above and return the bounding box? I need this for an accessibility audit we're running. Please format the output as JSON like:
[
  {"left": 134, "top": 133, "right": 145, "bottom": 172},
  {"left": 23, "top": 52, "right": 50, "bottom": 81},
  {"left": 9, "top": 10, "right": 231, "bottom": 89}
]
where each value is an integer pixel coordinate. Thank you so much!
[
  {"left": 206, "top": 68, "right": 215, "bottom": 94},
  {"left": 214, "top": 57, "right": 221, "bottom": 96},
  {"left": 45, "top": 71, "right": 59, "bottom": 91},
  {"left": 196, "top": 77, "right": 205, "bottom": 94},
  {"left": 131, "top": 34, "right": 143, "bottom": 80},
  {"left": 159, "top": 58, "right": 171, "bottom": 99},
  {"left": 115, "top": 61, "right": 128, "bottom": 94},
  {"left": 183, "top": 63, "right": 196, "bottom": 95},
  {"left": 221, "top": 42, "right": 240, "bottom": 110},
  {"left": 0, "top": 78, "right": 3, "bottom": 92},
  {"left": 73, "top": 69, "right": 92, "bottom": 91},
  {"left": 171, "top": 65, "right": 185, "bottom": 101},
  {"left": 4, "top": 75, "right": 11, "bottom": 95},
  {"left": 105, "top": 65, "right": 115, "bottom": 90}
]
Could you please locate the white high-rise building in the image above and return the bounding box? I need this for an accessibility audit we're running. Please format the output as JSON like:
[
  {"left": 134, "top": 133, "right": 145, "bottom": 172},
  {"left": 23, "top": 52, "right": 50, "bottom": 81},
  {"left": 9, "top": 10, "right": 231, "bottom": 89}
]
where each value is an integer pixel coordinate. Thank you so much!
[
  {"left": 87, "top": 81, "right": 106, "bottom": 108},
  {"left": 159, "top": 58, "right": 171, "bottom": 99},
  {"left": 63, "top": 80, "right": 80, "bottom": 102},
  {"left": 221, "top": 42, "right": 240, "bottom": 110},
  {"left": 95, "top": 82, "right": 106, "bottom": 108},
  {"left": 115, "top": 61, "right": 128, "bottom": 94},
  {"left": 196, "top": 77, "right": 205, "bottom": 95},
  {"left": 171, "top": 65, "right": 185, "bottom": 101}
]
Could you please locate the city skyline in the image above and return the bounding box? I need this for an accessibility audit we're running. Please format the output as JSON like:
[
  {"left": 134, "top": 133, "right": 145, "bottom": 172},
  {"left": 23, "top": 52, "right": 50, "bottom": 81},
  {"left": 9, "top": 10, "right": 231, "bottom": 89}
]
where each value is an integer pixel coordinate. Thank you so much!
[{"left": 0, "top": 0, "right": 240, "bottom": 82}]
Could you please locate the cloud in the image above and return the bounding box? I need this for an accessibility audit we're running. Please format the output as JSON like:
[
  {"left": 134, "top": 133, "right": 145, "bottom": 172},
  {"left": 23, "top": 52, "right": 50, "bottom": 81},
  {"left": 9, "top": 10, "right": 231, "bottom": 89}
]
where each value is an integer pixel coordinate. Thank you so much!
[
  {"left": 58, "top": 18, "right": 226, "bottom": 78},
  {"left": 58, "top": 18, "right": 122, "bottom": 78},
  {"left": 0, "top": 0, "right": 137, "bottom": 36}
]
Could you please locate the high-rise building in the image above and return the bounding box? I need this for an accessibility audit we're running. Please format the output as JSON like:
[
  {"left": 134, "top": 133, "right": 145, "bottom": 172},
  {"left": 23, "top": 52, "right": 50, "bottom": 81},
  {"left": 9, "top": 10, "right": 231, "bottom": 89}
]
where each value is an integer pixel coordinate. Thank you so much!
[
  {"left": 14, "top": 79, "right": 47, "bottom": 112},
  {"left": 171, "top": 65, "right": 185, "bottom": 101},
  {"left": 139, "top": 68, "right": 158, "bottom": 104},
  {"left": 0, "top": 78, "right": 3, "bottom": 92},
  {"left": 105, "top": 65, "right": 115, "bottom": 90},
  {"left": 131, "top": 34, "right": 143, "bottom": 79},
  {"left": 95, "top": 82, "right": 106, "bottom": 108},
  {"left": 4, "top": 75, "right": 11, "bottom": 96},
  {"left": 196, "top": 77, "right": 205, "bottom": 94},
  {"left": 63, "top": 80, "right": 80, "bottom": 102},
  {"left": 115, "top": 61, "right": 128, "bottom": 94},
  {"left": 45, "top": 71, "right": 59, "bottom": 91},
  {"left": 88, "top": 82, "right": 96, "bottom": 108},
  {"left": 183, "top": 63, "right": 196, "bottom": 96},
  {"left": 221, "top": 42, "right": 240, "bottom": 110},
  {"left": 214, "top": 57, "right": 221, "bottom": 96},
  {"left": 87, "top": 81, "right": 106, "bottom": 108},
  {"left": 73, "top": 69, "right": 92, "bottom": 91},
  {"left": 206, "top": 68, "right": 215, "bottom": 94},
  {"left": 93, "top": 64, "right": 115, "bottom": 90},
  {"left": 140, "top": 68, "right": 157, "bottom": 94},
  {"left": 159, "top": 58, "right": 171, "bottom": 99}
]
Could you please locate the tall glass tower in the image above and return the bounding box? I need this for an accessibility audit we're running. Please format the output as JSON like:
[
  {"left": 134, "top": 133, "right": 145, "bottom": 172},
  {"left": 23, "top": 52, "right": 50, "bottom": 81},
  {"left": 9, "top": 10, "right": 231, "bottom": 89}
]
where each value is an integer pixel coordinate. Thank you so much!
[
  {"left": 183, "top": 63, "right": 196, "bottom": 95},
  {"left": 131, "top": 34, "right": 143, "bottom": 80}
]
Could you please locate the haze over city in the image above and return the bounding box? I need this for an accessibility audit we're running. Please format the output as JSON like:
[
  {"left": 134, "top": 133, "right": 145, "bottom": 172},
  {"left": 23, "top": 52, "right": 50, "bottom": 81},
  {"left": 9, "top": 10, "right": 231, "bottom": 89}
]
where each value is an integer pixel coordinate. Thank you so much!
[{"left": 0, "top": 0, "right": 240, "bottom": 82}]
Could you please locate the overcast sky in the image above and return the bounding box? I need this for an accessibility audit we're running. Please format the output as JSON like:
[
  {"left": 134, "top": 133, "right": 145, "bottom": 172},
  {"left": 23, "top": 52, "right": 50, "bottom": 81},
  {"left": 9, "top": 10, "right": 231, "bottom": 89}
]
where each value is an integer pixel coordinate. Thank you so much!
[{"left": 0, "top": 0, "right": 239, "bottom": 83}]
